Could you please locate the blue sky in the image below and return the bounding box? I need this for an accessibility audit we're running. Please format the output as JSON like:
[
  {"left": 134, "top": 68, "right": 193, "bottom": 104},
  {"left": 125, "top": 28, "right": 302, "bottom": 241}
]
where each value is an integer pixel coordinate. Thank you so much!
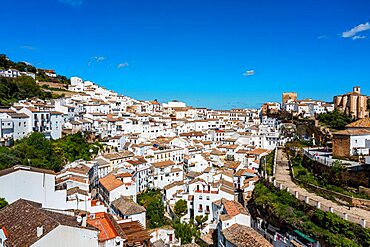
[{"left": 1, "top": 0, "right": 370, "bottom": 109}]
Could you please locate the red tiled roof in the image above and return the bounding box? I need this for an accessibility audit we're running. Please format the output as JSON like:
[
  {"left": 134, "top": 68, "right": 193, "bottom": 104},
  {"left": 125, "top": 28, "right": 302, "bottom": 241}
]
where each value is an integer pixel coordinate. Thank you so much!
[
  {"left": 99, "top": 174, "right": 123, "bottom": 191},
  {"left": 87, "top": 213, "right": 119, "bottom": 241},
  {"left": 152, "top": 160, "right": 175, "bottom": 168}
]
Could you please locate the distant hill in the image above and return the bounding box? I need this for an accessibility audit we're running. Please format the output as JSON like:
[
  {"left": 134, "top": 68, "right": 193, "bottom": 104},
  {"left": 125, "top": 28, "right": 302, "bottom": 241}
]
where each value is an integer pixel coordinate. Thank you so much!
[
  {"left": 0, "top": 54, "right": 70, "bottom": 84},
  {"left": 0, "top": 54, "right": 73, "bottom": 106},
  {"left": 0, "top": 54, "right": 37, "bottom": 73}
]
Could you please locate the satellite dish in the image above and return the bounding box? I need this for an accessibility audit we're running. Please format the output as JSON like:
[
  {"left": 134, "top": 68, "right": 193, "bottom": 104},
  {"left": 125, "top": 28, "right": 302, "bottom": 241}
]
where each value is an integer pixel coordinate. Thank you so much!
[
  {"left": 115, "top": 237, "right": 122, "bottom": 243},
  {"left": 77, "top": 216, "right": 82, "bottom": 223}
]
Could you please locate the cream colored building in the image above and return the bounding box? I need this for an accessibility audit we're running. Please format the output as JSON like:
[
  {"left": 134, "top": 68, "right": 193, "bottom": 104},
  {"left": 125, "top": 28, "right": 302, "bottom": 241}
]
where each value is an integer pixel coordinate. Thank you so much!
[
  {"left": 282, "top": 92, "right": 297, "bottom": 105},
  {"left": 334, "top": 86, "right": 368, "bottom": 119}
]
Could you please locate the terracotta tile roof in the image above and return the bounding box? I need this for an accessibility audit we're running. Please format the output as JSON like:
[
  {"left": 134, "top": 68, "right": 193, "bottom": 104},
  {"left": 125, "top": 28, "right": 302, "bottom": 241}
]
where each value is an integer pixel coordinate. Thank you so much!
[
  {"left": 0, "top": 165, "right": 55, "bottom": 177},
  {"left": 223, "top": 161, "right": 241, "bottom": 170},
  {"left": 333, "top": 129, "right": 370, "bottom": 136},
  {"left": 219, "top": 214, "right": 233, "bottom": 221},
  {"left": 56, "top": 175, "right": 87, "bottom": 184},
  {"left": 0, "top": 199, "right": 97, "bottom": 247},
  {"left": 49, "top": 111, "right": 63, "bottom": 115},
  {"left": 346, "top": 118, "right": 370, "bottom": 128},
  {"left": 234, "top": 168, "right": 257, "bottom": 177},
  {"left": 7, "top": 112, "right": 29, "bottom": 118},
  {"left": 67, "top": 187, "right": 88, "bottom": 196},
  {"left": 87, "top": 212, "right": 120, "bottom": 241},
  {"left": 115, "top": 172, "right": 133, "bottom": 178},
  {"left": 221, "top": 170, "right": 234, "bottom": 178},
  {"left": 186, "top": 171, "right": 201, "bottom": 178},
  {"left": 223, "top": 199, "right": 249, "bottom": 217},
  {"left": 180, "top": 131, "right": 205, "bottom": 137},
  {"left": 210, "top": 149, "right": 226, "bottom": 156},
  {"left": 247, "top": 148, "right": 269, "bottom": 155},
  {"left": 170, "top": 167, "right": 182, "bottom": 173},
  {"left": 111, "top": 197, "right": 146, "bottom": 215},
  {"left": 164, "top": 181, "right": 184, "bottom": 190},
  {"left": 65, "top": 164, "right": 90, "bottom": 175},
  {"left": 102, "top": 151, "right": 134, "bottom": 160},
  {"left": 222, "top": 224, "right": 272, "bottom": 247},
  {"left": 119, "top": 221, "right": 151, "bottom": 244},
  {"left": 0, "top": 108, "right": 15, "bottom": 113},
  {"left": 152, "top": 160, "right": 175, "bottom": 168},
  {"left": 99, "top": 173, "right": 123, "bottom": 191},
  {"left": 126, "top": 157, "right": 147, "bottom": 166}
]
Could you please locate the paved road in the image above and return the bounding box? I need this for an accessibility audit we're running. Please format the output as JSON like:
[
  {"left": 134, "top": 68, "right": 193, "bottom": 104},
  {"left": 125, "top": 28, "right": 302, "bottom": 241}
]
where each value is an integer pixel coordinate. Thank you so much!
[{"left": 275, "top": 148, "right": 370, "bottom": 227}]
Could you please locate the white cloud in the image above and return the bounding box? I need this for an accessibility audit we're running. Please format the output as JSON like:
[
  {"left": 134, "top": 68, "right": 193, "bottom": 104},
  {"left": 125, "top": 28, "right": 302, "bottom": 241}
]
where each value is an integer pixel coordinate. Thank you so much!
[
  {"left": 117, "top": 62, "right": 129, "bottom": 69},
  {"left": 20, "top": 45, "right": 36, "bottom": 51},
  {"left": 94, "top": 56, "right": 105, "bottom": 62},
  {"left": 21, "top": 61, "right": 33, "bottom": 66},
  {"left": 342, "top": 22, "right": 370, "bottom": 38},
  {"left": 317, "top": 35, "right": 329, "bottom": 40},
  {"left": 88, "top": 56, "right": 106, "bottom": 66},
  {"left": 59, "top": 0, "right": 82, "bottom": 7},
  {"left": 352, "top": 35, "right": 366, "bottom": 40},
  {"left": 243, "top": 70, "right": 255, "bottom": 76}
]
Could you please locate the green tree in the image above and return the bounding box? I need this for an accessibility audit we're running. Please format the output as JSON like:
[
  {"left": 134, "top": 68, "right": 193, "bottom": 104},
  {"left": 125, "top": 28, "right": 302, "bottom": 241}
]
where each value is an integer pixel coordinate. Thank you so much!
[
  {"left": 0, "top": 54, "right": 15, "bottom": 68},
  {"left": 14, "top": 132, "right": 63, "bottom": 171},
  {"left": 0, "top": 76, "right": 52, "bottom": 106},
  {"left": 327, "top": 160, "right": 347, "bottom": 185},
  {"left": 173, "top": 219, "right": 200, "bottom": 244},
  {"left": 195, "top": 215, "right": 208, "bottom": 229},
  {"left": 317, "top": 110, "right": 353, "bottom": 130},
  {"left": 0, "top": 198, "right": 7, "bottom": 209},
  {"left": 174, "top": 199, "right": 187, "bottom": 218},
  {"left": 138, "top": 190, "right": 169, "bottom": 229},
  {"left": 54, "top": 132, "right": 99, "bottom": 162}
]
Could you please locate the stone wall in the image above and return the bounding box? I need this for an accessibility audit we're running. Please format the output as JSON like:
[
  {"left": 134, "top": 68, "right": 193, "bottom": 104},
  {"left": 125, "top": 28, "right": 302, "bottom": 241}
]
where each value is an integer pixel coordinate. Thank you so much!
[
  {"left": 359, "top": 186, "right": 370, "bottom": 196},
  {"left": 302, "top": 155, "right": 369, "bottom": 188},
  {"left": 332, "top": 134, "right": 350, "bottom": 158}
]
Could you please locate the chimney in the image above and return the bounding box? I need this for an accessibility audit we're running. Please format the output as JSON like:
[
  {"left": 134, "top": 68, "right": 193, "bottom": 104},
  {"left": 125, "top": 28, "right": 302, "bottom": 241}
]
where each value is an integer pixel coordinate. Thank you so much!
[
  {"left": 81, "top": 215, "right": 87, "bottom": 227},
  {"left": 37, "top": 226, "right": 44, "bottom": 237}
]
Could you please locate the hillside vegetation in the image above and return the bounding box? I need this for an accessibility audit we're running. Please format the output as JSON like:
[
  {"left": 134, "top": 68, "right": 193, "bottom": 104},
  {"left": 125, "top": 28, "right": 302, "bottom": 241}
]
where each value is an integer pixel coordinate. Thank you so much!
[
  {"left": 317, "top": 110, "right": 353, "bottom": 130},
  {"left": 0, "top": 132, "right": 100, "bottom": 172},
  {"left": 0, "top": 54, "right": 70, "bottom": 105},
  {"left": 252, "top": 182, "right": 370, "bottom": 247},
  {"left": 0, "top": 76, "right": 55, "bottom": 106}
]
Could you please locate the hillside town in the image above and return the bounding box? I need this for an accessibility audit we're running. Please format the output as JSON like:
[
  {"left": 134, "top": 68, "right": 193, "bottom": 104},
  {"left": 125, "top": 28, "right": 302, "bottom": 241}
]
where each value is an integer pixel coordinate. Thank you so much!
[{"left": 1, "top": 58, "right": 370, "bottom": 247}]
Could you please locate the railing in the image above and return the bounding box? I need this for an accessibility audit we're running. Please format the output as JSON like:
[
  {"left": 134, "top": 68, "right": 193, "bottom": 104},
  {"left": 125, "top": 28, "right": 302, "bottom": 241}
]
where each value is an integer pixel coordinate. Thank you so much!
[
  {"left": 264, "top": 176, "right": 368, "bottom": 228},
  {"left": 303, "top": 148, "right": 362, "bottom": 167}
]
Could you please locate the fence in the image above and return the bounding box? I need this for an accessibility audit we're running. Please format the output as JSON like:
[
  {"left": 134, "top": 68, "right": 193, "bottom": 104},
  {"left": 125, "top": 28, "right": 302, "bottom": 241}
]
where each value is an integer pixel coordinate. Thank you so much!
[
  {"left": 303, "top": 148, "right": 361, "bottom": 167},
  {"left": 265, "top": 176, "right": 368, "bottom": 228},
  {"left": 294, "top": 153, "right": 370, "bottom": 211}
]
